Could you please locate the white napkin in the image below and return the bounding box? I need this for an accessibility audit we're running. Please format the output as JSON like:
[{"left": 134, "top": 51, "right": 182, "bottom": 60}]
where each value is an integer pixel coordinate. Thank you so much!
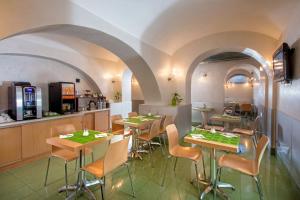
[
  {"left": 95, "top": 133, "right": 108, "bottom": 138},
  {"left": 190, "top": 134, "right": 205, "bottom": 139},
  {"left": 59, "top": 134, "right": 74, "bottom": 138}
]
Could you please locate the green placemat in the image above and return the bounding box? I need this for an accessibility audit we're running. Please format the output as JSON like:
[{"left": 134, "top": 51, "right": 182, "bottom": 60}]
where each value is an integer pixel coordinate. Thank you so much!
[
  {"left": 213, "top": 114, "right": 241, "bottom": 120},
  {"left": 123, "top": 117, "right": 151, "bottom": 125},
  {"left": 65, "top": 130, "right": 108, "bottom": 144},
  {"left": 188, "top": 129, "right": 240, "bottom": 146}
]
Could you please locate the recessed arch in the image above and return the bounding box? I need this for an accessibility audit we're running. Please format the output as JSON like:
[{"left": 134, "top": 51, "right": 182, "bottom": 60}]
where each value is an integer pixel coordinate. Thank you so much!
[{"left": 1, "top": 24, "right": 162, "bottom": 104}]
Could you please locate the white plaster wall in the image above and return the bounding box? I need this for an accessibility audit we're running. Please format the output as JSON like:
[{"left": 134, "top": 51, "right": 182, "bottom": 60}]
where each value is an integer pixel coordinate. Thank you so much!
[
  {"left": 224, "top": 84, "right": 253, "bottom": 103},
  {"left": 132, "top": 76, "right": 144, "bottom": 101},
  {"left": 0, "top": 54, "right": 99, "bottom": 111},
  {"left": 191, "top": 60, "right": 256, "bottom": 122}
]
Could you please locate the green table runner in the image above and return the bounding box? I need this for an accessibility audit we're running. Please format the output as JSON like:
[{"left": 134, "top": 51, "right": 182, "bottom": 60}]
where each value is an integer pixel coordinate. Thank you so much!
[
  {"left": 65, "top": 130, "right": 108, "bottom": 144},
  {"left": 188, "top": 128, "right": 240, "bottom": 146}
]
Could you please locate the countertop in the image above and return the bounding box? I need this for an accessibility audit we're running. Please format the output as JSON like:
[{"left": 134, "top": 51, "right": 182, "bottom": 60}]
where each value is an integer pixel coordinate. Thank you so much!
[{"left": 0, "top": 108, "right": 110, "bottom": 129}]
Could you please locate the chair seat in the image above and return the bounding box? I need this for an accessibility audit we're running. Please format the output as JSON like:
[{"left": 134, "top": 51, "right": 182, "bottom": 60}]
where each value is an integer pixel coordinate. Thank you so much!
[
  {"left": 51, "top": 149, "right": 78, "bottom": 162},
  {"left": 137, "top": 132, "right": 151, "bottom": 141},
  {"left": 82, "top": 159, "right": 104, "bottom": 178},
  {"left": 218, "top": 154, "right": 258, "bottom": 176},
  {"left": 170, "top": 146, "right": 202, "bottom": 161},
  {"left": 112, "top": 129, "right": 125, "bottom": 135},
  {"left": 232, "top": 128, "right": 254, "bottom": 136}
]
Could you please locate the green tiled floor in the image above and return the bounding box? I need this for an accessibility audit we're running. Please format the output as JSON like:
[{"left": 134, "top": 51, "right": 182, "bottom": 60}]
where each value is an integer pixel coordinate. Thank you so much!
[{"left": 0, "top": 137, "right": 299, "bottom": 200}]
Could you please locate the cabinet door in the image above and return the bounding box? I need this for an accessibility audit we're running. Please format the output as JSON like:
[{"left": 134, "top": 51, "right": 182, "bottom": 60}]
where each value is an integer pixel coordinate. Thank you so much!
[
  {"left": 0, "top": 127, "right": 22, "bottom": 167},
  {"left": 22, "top": 121, "right": 51, "bottom": 159},
  {"left": 95, "top": 111, "right": 109, "bottom": 132},
  {"left": 83, "top": 113, "right": 95, "bottom": 130}
]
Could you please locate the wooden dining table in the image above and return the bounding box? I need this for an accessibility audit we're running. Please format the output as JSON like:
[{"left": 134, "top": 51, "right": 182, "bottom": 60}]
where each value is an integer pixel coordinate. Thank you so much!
[
  {"left": 184, "top": 128, "right": 240, "bottom": 200},
  {"left": 114, "top": 115, "right": 161, "bottom": 159},
  {"left": 46, "top": 130, "right": 112, "bottom": 200},
  {"left": 209, "top": 114, "right": 241, "bottom": 130},
  {"left": 193, "top": 107, "right": 214, "bottom": 126}
]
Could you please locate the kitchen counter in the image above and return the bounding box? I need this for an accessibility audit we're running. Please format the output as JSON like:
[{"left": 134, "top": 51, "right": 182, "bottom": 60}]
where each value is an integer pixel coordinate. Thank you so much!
[{"left": 0, "top": 109, "right": 110, "bottom": 129}]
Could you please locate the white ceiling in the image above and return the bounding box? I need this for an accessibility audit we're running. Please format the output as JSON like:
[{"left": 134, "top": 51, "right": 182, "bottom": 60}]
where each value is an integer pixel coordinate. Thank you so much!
[{"left": 71, "top": 0, "right": 300, "bottom": 54}]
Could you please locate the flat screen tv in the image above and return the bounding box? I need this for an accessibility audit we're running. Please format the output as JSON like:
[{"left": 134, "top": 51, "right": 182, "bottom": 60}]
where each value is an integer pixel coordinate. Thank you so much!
[{"left": 273, "top": 43, "right": 293, "bottom": 82}]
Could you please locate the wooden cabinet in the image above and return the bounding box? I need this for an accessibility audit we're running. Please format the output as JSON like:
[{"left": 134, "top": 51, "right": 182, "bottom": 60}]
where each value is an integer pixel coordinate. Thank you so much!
[
  {"left": 0, "top": 110, "right": 109, "bottom": 169},
  {"left": 21, "top": 122, "right": 51, "bottom": 159},
  {"left": 83, "top": 113, "right": 95, "bottom": 130},
  {"left": 0, "top": 127, "right": 21, "bottom": 167},
  {"left": 95, "top": 110, "right": 109, "bottom": 131}
]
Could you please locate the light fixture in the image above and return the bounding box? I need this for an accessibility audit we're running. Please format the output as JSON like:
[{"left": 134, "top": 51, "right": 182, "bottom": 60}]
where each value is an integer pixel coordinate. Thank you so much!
[{"left": 168, "top": 68, "right": 179, "bottom": 81}]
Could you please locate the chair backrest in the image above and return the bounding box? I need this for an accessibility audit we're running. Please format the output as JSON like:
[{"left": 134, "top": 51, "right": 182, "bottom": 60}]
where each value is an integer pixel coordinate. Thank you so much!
[
  {"left": 51, "top": 124, "right": 76, "bottom": 136},
  {"left": 149, "top": 119, "right": 161, "bottom": 139},
  {"left": 163, "top": 115, "right": 173, "bottom": 131},
  {"left": 128, "top": 112, "right": 138, "bottom": 117},
  {"left": 160, "top": 115, "right": 166, "bottom": 129},
  {"left": 255, "top": 135, "right": 269, "bottom": 171},
  {"left": 103, "top": 137, "right": 129, "bottom": 175},
  {"left": 253, "top": 115, "right": 260, "bottom": 132},
  {"left": 166, "top": 124, "right": 179, "bottom": 156},
  {"left": 111, "top": 114, "right": 124, "bottom": 132},
  {"left": 240, "top": 103, "right": 252, "bottom": 112}
]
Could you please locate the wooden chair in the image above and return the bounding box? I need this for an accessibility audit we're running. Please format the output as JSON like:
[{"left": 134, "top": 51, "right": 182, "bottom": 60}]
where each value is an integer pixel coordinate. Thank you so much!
[
  {"left": 77, "top": 137, "right": 134, "bottom": 200},
  {"left": 44, "top": 124, "right": 78, "bottom": 197},
  {"left": 137, "top": 119, "right": 162, "bottom": 165},
  {"left": 161, "top": 124, "right": 206, "bottom": 193},
  {"left": 128, "top": 112, "right": 138, "bottom": 117},
  {"left": 232, "top": 116, "right": 260, "bottom": 147},
  {"left": 216, "top": 135, "right": 269, "bottom": 200},
  {"left": 159, "top": 115, "right": 173, "bottom": 150}
]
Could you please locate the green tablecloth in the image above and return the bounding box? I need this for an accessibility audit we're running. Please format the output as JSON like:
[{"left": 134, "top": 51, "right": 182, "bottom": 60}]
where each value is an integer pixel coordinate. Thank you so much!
[
  {"left": 65, "top": 130, "right": 108, "bottom": 144},
  {"left": 188, "top": 128, "right": 240, "bottom": 146}
]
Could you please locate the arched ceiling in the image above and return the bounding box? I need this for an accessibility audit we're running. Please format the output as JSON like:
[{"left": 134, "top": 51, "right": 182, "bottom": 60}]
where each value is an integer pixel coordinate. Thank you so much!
[
  {"left": 71, "top": 0, "right": 300, "bottom": 54},
  {"left": 10, "top": 33, "right": 121, "bottom": 63}
]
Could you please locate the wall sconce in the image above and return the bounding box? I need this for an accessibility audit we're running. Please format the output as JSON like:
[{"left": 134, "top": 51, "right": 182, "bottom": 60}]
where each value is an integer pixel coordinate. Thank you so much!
[{"left": 168, "top": 68, "right": 178, "bottom": 81}]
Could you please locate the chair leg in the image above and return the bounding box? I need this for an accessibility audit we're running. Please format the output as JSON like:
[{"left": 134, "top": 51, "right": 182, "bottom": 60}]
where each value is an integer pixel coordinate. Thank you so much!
[
  {"left": 163, "top": 133, "right": 167, "bottom": 152},
  {"left": 158, "top": 136, "right": 165, "bottom": 155},
  {"left": 75, "top": 170, "right": 82, "bottom": 198},
  {"left": 64, "top": 161, "right": 69, "bottom": 197},
  {"left": 252, "top": 136, "right": 258, "bottom": 148},
  {"left": 44, "top": 157, "right": 51, "bottom": 186},
  {"left": 126, "top": 163, "right": 135, "bottom": 197},
  {"left": 194, "top": 162, "right": 201, "bottom": 193},
  {"left": 254, "top": 176, "right": 264, "bottom": 200},
  {"left": 161, "top": 155, "right": 172, "bottom": 186},
  {"left": 148, "top": 141, "right": 153, "bottom": 168},
  {"left": 74, "top": 158, "right": 78, "bottom": 171},
  {"left": 173, "top": 157, "right": 178, "bottom": 171},
  {"left": 100, "top": 184, "right": 104, "bottom": 200},
  {"left": 218, "top": 167, "right": 222, "bottom": 181},
  {"left": 201, "top": 156, "right": 206, "bottom": 180}
]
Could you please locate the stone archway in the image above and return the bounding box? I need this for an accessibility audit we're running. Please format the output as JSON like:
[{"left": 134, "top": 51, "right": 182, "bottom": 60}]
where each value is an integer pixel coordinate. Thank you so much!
[{"left": 1, "top": 24, "right": 162, "bottom": 104}]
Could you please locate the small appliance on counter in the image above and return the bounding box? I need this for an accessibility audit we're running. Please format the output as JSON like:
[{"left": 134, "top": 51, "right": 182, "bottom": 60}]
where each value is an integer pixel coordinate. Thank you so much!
[
  {"left": 8, "top": 82, "right": 42, "bottom": 121},
  {"left": 49, "top": 82, "right": 76, "bottom": 114}
]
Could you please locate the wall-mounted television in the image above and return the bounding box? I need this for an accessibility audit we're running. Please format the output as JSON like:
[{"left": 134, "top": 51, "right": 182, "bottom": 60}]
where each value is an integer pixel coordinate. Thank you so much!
[{"left": 273, "top": 43, "right": 293, "bottom": 82}]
